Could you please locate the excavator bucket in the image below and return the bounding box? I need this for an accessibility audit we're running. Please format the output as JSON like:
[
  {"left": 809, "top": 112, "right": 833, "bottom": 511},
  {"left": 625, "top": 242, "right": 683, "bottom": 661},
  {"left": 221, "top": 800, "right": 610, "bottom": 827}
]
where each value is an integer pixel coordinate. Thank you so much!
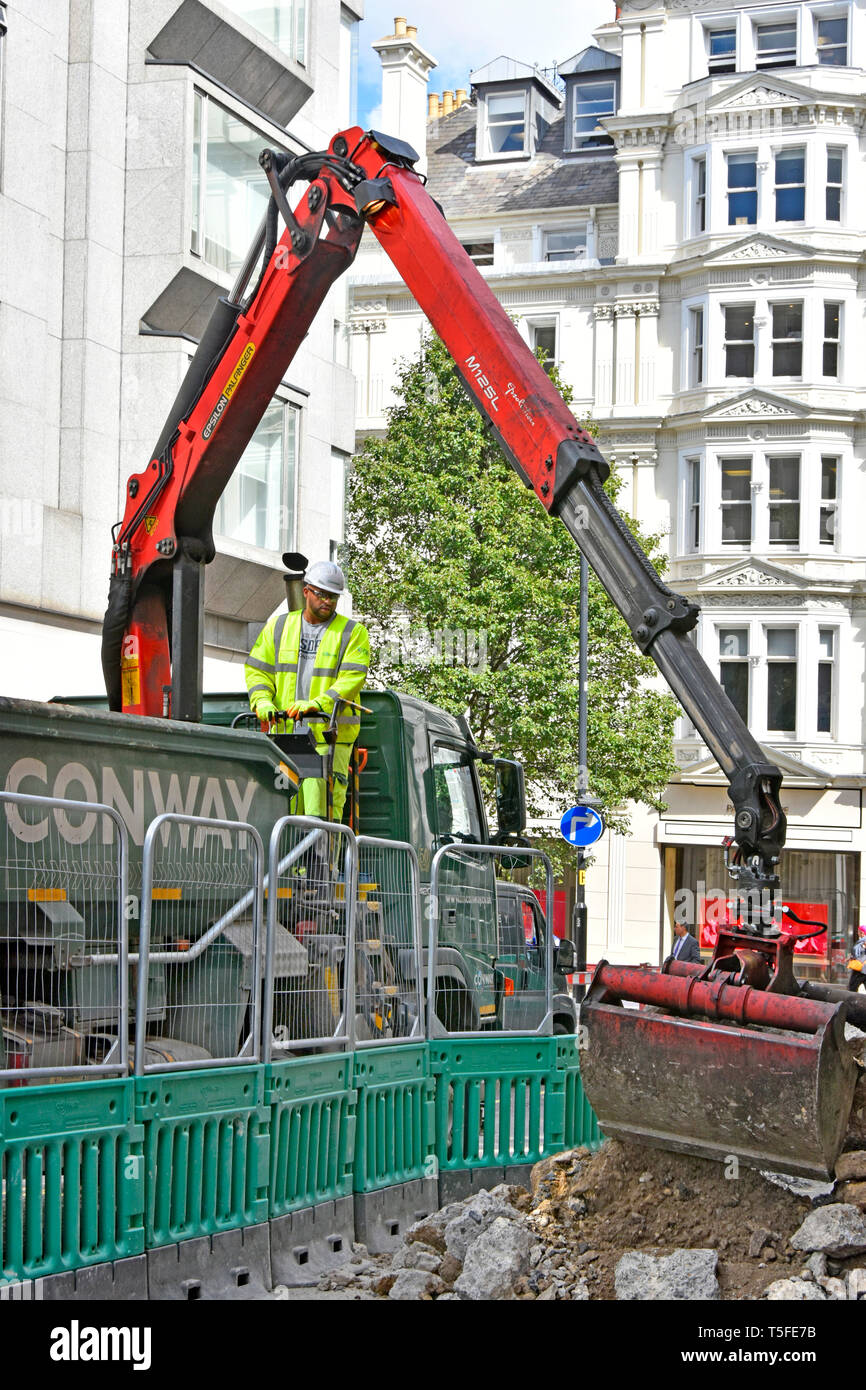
[{"left": 580, "top": 962, "right": 859, "bottom": 1180}]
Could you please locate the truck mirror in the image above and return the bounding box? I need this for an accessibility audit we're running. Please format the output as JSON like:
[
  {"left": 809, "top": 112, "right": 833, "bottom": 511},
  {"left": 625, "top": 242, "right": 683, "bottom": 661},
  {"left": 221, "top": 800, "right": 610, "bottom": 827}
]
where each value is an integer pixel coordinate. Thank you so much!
[
  {"left": 556, "top": 937, "right": 576, "bottom": 972},
  {"left": 494, "top": 759, "right": 526, "bottom": 837}
]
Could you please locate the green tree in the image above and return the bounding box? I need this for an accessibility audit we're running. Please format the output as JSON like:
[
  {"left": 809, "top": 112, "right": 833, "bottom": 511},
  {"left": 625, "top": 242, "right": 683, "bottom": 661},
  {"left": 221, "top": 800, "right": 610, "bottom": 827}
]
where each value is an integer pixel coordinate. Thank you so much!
[{"left": 343, "top": 335, "right": 678, "bottom": 868}]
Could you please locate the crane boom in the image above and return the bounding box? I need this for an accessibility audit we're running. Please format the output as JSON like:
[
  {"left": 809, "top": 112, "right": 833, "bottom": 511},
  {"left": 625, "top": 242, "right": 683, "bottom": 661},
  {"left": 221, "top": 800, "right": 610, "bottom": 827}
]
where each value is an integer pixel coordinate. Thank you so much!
[{"left": 103, "top": 126, "right": 786, "bottom": 900}]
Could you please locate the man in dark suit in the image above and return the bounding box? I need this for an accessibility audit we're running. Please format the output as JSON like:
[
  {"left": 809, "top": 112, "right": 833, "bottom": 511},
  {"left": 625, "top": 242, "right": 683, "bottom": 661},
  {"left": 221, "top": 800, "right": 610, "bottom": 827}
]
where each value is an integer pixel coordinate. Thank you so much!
[{"left": 665, "top": 921, "right": 702, "bottom": 967}]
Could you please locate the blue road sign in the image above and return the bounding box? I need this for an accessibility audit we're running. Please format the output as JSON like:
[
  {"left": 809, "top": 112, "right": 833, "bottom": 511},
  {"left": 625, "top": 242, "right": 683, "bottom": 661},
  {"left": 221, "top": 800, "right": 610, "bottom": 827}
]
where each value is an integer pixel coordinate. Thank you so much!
[{"left": 560, "top": 805, "right": 605, "bottom": 847}]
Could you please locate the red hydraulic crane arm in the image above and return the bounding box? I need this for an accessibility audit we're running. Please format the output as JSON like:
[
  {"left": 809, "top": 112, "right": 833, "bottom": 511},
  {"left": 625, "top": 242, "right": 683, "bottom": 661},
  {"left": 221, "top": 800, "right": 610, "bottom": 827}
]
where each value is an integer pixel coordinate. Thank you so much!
[{"left": 104, "top": 126, "right": 785, "bottom": 894}]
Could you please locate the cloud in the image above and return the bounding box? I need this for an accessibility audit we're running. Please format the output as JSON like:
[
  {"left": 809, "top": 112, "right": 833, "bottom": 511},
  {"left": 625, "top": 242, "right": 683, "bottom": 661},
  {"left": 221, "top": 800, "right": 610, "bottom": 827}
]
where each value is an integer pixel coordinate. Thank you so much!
[{"left": 358, "top": 0, "right": 616, "bottom": 122}]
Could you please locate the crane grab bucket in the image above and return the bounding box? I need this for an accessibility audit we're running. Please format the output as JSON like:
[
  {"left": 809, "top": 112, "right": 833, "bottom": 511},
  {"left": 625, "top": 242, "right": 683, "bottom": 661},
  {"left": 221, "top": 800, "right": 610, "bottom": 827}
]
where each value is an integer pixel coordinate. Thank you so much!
[{"left": 579, "top": 960, "right": 859, "bottom": 1180}]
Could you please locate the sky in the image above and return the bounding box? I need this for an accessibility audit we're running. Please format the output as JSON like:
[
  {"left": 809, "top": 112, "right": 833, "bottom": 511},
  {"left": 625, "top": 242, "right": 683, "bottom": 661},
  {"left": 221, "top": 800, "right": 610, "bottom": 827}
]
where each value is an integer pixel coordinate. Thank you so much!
[{"left": 357, "top": 0, "right": 616, "bottom": 125}]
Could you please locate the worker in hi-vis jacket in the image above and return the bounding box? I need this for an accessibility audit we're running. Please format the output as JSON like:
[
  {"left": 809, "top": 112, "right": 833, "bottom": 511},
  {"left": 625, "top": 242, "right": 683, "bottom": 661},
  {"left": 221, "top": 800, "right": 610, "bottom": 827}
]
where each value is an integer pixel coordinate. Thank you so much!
[{"left": 244, "top": 559, "right": 370, "bottom": 821}]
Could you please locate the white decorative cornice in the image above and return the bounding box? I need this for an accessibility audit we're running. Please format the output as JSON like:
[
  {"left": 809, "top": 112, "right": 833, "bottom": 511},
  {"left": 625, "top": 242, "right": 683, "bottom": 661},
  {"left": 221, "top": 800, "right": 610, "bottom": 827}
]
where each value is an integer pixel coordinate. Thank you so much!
[
  {"left": 350, "top": 319, "right": 386, "bottom": 334},
  {"left": 721, "top": 84, "right": 798, "bottom": 109},
  {"left": 707, "top": 392, "right": 800, "bottom": 420},
  {"left": 711, "top": 565, "right": 787, "bottom": 588}
]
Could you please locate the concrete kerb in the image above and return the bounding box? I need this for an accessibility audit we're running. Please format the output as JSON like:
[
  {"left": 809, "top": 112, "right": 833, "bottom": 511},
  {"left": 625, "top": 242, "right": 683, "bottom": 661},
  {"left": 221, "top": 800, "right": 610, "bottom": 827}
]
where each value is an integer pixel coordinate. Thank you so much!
[
  {"left": 146, "top": 1224, "right": 272, "bottom": 1301},
  {"left": 353, "top": 1178, "right": 440, "bottom": 1254},
  {"left": 270, "top": 1197, "right": 356, "bottom": 1286}
]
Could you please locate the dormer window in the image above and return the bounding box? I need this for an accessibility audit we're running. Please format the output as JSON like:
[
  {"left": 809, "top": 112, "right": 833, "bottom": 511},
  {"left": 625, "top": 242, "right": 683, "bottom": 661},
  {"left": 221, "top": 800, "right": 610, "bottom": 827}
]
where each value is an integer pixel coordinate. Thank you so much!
[
  {"left": 484, "top": 90, "right": 527, "bottom": 155},
  {"left": 557, "top": 47, "right": 620, "bottom": 156},
  {"left": 471, "top": 61, "right": 561, "bottom": 162},
  {"left": 571, "top": 79, "right": 616, "bottom": 149}
]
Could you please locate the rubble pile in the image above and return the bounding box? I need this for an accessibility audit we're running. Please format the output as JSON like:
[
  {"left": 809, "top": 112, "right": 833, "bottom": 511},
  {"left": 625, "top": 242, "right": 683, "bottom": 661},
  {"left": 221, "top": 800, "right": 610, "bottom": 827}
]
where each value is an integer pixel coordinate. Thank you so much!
[{"left": 314, "top": 1134, "right": 866, "bottom": 1300}]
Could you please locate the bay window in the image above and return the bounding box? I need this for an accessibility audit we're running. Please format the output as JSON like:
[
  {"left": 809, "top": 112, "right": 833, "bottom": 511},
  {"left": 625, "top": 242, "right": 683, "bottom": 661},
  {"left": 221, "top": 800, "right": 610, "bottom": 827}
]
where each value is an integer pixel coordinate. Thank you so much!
[
  {"left": 727, "top": 152, "right": 757, "bottom": 225},
  {"left": 823, "top": 303, "right": 841, "bottom": 378},
  {"left": 817, "top": 629, "right": 835, "bottom": 734},
  {"left": 719, "top": 628, "right": 750, "bottom": 723},
  {"left": 766, "top": 628, "right": 797, "bottom": 733},
  {"left": 720, "top": 457, "right": 752, "bottom": 544},
  {"left": 774, "top": 147, "right": 805, "bottom": 222},
  {"left": 826, "top": 147, "right": 843, "bottom": 221},
  {"left": 768, "top": 456, "right": 800, "bottom": 546},
  {"left": 820, "top": 457, "right": 838, "bottom": 545},
  {"left": 771, "top": 302, "right": 802, "bottom": 377},
  {"left": 725, "top": 305, "right": 755, "bottom": 377}
]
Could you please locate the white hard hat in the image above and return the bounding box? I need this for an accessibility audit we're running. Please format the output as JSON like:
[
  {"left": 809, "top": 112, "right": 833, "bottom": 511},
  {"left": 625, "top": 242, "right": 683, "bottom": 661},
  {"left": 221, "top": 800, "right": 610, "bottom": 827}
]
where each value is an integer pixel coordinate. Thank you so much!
[{"left": 304, "top": 560, "right": 345, "bottom": 595}]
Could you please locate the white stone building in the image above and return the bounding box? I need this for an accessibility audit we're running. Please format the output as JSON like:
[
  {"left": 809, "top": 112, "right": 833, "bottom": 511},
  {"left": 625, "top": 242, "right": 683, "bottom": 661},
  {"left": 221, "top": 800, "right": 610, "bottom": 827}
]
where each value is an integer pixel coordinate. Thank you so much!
[
  {"left": 349, "top": 2, "right": 866, "bottom": 975},
  {"left": 0, "top": 0, "right": 360, "bottom": 698}
]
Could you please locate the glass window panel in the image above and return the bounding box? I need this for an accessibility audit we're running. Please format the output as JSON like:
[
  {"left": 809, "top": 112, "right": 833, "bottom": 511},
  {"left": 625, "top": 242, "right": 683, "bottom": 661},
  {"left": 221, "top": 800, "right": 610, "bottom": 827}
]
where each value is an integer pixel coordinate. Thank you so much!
[
  {"left": 821, "top": 456, "right": 838, "bottom": 501},
  {"left": 216, "top": 400, "right": 293, "bottom": 551},
  {"left": 824, "top": 302, "right": 840, "bottom": 338},
  {"left": 721, "top": 460, "right": 751, "bottom": 502},
  {"left": 767, "top": 628, "right": 796, "bottom": 658},
  {"left": 728, "top": 155, "right": 757, "bottom": 189},
  {"left": 194, "top": 95, "right": 272, "bottom": 276},
  {"left": 727, "top": 156, "right": 757, "bottom": 224},
  {"left": 488, "top": 93, "right": 525, "bottom": 121},
  {"left": 769, "top": 456, "right": 799, "bottom": 498},
  {"left": 721, "top": 459, "right": 752, "bottom": 543},
  {"left": 775, "top": 151, "right": 804, "bottom": 185},
  {"left": 827, "top": 150, "right": 843, "bottom": 184},
  {"left": 545, "top": 228, "right": 587, "bottom": 261},
  {"left": 820, "top": 457, "right": 838, "bottom": 545},
  {"left": 756, "top": 22, "right": 797, "bottom": 66},
  {"left": 768, "top": 664, "right": 796, "bottom": 731},
  {"left": 574, "top": 80, "right": 616, "bottom": 139},
  {"left": 709, "top": 28, "right": 736, "bottom": 57},
  {"left": 531, "top": 324, "right": 556, "bottom": 369},
  {"left": 461, "top": 240, "right": 494, "bottom": 266},
  {"left": 432, "top": 744, "right": 484, "bottom": 840},
  {"left": 720, "top": 664, "right": 749, "bottom": 721},
  {"left": 719, "top": 628, "right": 748, "bottom": 658},
  {"left": 819, "top": 628, "right": 835, "bottom": 660},
  {"left": 817, "top": 17, "right": 847, "bottom": 64},
  {"left": 817, "top": 663, "right": 832, "bottom": 732},
  {"left": 221, "top": 1, "right": 306, "bottom": 62}
]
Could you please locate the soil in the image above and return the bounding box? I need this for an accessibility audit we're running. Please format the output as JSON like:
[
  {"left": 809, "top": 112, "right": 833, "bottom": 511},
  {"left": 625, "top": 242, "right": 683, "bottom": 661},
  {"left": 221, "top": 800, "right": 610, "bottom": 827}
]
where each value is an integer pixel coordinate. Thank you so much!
[{"left": 529, "top": 1139, "right": 820, "bottom": 1300}]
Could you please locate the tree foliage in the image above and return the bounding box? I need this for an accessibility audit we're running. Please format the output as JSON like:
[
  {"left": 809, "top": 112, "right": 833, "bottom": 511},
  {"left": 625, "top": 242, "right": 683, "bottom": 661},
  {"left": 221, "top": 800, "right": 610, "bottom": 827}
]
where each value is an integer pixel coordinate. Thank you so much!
[{"left": 343, "top": 335, "right": 678, "bottom": 864}]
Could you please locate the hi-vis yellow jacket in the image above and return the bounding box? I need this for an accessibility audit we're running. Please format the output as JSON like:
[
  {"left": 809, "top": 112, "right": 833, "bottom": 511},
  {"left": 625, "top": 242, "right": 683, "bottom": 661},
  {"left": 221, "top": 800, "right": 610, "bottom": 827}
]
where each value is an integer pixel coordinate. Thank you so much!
[{"left": 244, "top": 610, "right": 370, "bottom": 746}]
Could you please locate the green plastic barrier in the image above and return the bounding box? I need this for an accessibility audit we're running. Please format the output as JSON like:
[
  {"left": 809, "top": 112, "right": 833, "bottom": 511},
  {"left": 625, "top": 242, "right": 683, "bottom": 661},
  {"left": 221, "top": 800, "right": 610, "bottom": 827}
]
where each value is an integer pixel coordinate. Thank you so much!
[
  {"left": 553, "top": 1036, "right": 603, "bottom": 1151},
  {"left": 0, "top": 1078, "right": 144, "bottom": 1284},
  {"left": 266, "top": 1055, "right": 356, "bottom": 1215},
  {"left": 352, "top": 1045, "right": 435, "bottom": 1193},
  {"left": 134, "top": 1067, "right": 269, "bottom": 1248},
  {"left": 431, "top": 1037, "right": 565, "bottom": 1174}
]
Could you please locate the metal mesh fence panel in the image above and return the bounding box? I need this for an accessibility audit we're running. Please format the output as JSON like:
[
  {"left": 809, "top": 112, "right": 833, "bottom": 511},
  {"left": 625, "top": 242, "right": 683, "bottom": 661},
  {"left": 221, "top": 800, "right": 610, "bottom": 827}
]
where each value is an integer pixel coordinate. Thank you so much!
[
  {"left": 262, "top": 817, "right": 357, "bottom": 1058},
  {"left": 354, "top": 837, "right": 424, "bottom": 1048},
  {"left": 0, "top": 792, "right": 129, "bottom": 1084},
  {"left": 133, "top": 814, "right": 264, "bottom": 1072},
  {"left": 427, "top": 844, "right": 555, "bottom": 1038}
]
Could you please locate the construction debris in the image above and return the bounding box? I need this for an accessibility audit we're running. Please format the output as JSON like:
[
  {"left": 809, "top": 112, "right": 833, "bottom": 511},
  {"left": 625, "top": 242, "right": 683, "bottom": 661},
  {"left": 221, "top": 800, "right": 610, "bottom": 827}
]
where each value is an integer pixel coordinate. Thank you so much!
[{"left": 311, "top": 1129, "right": 866, "bottom": 1300}]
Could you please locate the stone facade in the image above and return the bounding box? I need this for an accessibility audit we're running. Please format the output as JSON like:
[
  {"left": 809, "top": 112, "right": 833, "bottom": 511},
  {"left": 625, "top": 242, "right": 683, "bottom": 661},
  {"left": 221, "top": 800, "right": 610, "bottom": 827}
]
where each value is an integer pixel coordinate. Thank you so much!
[
  {"left": 0, "top": 0, "right": 361, "bottom": 692},
  {"left": 351, "top": 1, "right": 866, "bottom": 968}
]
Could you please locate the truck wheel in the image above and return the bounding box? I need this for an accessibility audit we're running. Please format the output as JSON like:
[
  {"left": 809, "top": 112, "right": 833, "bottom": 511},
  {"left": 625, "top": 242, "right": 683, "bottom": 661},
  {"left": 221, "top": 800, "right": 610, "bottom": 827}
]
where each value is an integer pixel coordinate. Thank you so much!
[
  {"left": 434, "top": 985, "right": 474, "bottom": 1034},
  {"left": 553, "top": 1019, "right": 575, "bottom": 1035}
]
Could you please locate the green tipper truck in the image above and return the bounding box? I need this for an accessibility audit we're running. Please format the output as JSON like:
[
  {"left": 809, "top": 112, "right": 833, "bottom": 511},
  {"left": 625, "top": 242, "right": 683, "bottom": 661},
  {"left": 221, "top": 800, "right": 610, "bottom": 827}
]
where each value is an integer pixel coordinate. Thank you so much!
[{"left": 0, "top": 690, "right": 576, "bottom": 1072}]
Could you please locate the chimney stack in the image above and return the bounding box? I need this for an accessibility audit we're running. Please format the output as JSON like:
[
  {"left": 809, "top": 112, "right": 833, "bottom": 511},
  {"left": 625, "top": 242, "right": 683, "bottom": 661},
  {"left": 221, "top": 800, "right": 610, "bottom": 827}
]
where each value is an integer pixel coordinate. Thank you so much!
[
  {"left": 442, "top": 90, "right": 453, "bottom": 116},
  {"left": 372, "top": 18, "right": 438, "bottom": 175}
]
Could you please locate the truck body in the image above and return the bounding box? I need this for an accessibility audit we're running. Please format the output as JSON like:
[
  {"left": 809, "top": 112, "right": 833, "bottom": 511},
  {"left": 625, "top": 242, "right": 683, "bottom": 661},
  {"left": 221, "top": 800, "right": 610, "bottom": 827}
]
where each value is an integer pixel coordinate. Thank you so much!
[{"left": 0, "top": 687, "right": 574, "bottom": 1074}]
